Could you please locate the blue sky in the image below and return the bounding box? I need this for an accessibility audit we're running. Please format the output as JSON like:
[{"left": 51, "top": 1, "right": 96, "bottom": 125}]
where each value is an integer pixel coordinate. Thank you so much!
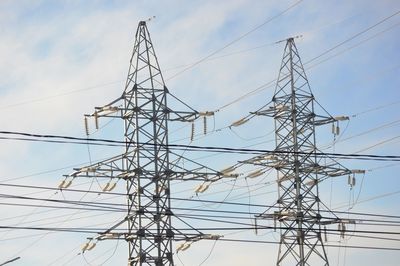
[{"left": 0, "top": 0, "right": 399, "bottom": 265}]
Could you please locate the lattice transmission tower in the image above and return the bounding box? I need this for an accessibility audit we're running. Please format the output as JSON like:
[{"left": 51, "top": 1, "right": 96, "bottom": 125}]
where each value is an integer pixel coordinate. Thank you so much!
[
  {"left": 244, "top": 37, "right": 359, "bottom": 266},
  {"left": 61, "top": 21, "right": 230, "bottom": 266}
]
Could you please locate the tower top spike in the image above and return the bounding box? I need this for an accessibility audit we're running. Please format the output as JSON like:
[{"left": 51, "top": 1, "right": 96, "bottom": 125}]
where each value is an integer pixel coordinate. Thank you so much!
[{"left": 139, "top": 16, "right": 156, "bottom": 25}]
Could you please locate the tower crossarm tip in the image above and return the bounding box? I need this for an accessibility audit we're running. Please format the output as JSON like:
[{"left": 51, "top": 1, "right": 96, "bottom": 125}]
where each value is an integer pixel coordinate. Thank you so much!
[
  {"left": 313, "top": 114, "right": 350, "bottom": 126},
  {"left": 167, "top": 110, "right": 199, "bottom": 122},
  {"left": 165, "top": 92, "right": 204, "bottom": 122},
  {"left": 275, "top": 35, "right": 303, "bottom": 44},
  {"left": 89, "top": 97, "right": 123, "bottom": 117},
  {"left": 251, "top": 103, "right": 288, "bottom": 117},
  {"left": 64, "top": 153, "right": 126, "bottom": 180},
  {"left": 186, "top": 233, "right": 223, "bottom": 242}
]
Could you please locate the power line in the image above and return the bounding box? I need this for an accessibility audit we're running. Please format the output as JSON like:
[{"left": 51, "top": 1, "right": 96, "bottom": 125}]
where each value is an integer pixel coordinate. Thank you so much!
[
  {"left": 165, "top": 0, "right": 304, "bottom": 81},
  {"left": 351, "top": 99, "right": 400, "bottom": 118},
  {"left": 3, "top": 221, "right": 400, "bottom": 239},
  {"left": 214, "top": 10, "right": 400, "bottom": 112},
  {"left": 0, "top": 193, "right": 125, "bottom": 209},
  {"left": 305, "top": 10, "right": 400, "bottom": 65},
  {"left": 2, "top": 182, "right": 400, "bottom": 221},
  {"left": 0, "top": 130, "right": 399, "bottom": 161},
  {"left": 0, "top": 257, "right": 21, "bottom": 266},
  {"left": 199, "top": 238, "right": 400, "bottom": 251},
  {"left": 0, "top": 201, "right": 124, "bottom": 213}
]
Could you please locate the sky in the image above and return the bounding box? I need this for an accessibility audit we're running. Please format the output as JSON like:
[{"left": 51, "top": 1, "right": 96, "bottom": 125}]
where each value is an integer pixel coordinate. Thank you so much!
[{"left": 0, "top": 0, "right": 399, "bottom": 265}]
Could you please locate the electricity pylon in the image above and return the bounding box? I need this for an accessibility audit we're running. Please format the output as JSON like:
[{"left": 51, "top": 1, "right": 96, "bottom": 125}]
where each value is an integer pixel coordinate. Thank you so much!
[
  {"left": 62, "top": 21, "right": 231, "bottom": 265},
  {"left": 244, "top": 37, "right": 356, "bottom": 266}
]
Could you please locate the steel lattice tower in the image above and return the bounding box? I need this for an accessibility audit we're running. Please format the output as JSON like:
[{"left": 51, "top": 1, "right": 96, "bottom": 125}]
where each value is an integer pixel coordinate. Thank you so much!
[
  {"left": 123, "top": 20, "right": 174, "bottom": 266},
  {"left": 244, "top": 37, "right": 353, "bottom": 266},
  {"left": 63, "top": 21, "right": 229, "bottom": 266},
  {"left": 272, "top": 38, "right": 329, "bottom": 266}
]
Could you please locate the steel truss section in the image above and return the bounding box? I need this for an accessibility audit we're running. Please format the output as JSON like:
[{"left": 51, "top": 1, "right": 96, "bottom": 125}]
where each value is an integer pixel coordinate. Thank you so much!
[
  {"left": 246, "top": 38, "right": 352, "bottom": 266},
  {"left": 272, "top": 38, "right": 329, "bottom": 266},
  {"left": 65, "top": 21, "right": 232, "bottom": 266}
]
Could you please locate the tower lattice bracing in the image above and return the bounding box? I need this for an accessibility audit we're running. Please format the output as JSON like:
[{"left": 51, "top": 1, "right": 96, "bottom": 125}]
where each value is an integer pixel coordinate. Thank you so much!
[
  {"left": 272, "top": 38, "right": 328, "bottom": 266},
  {"left": 244, "top": 38, "right": 352, "bottom": 266},
  {"left": 64, "top": 21, "right": 229, "bottom": 266},
  {"left": 123, "top": 21, "right": 173, "bottom": 266}
]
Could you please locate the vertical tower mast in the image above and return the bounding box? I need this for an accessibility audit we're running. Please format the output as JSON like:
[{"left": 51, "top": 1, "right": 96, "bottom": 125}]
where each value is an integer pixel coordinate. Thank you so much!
[
  {"left": 124, "top": 21, "right": 173, "bottom": 266},
  {"left": 273, "top": 38, "right": 328, "bottom": 266}
]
